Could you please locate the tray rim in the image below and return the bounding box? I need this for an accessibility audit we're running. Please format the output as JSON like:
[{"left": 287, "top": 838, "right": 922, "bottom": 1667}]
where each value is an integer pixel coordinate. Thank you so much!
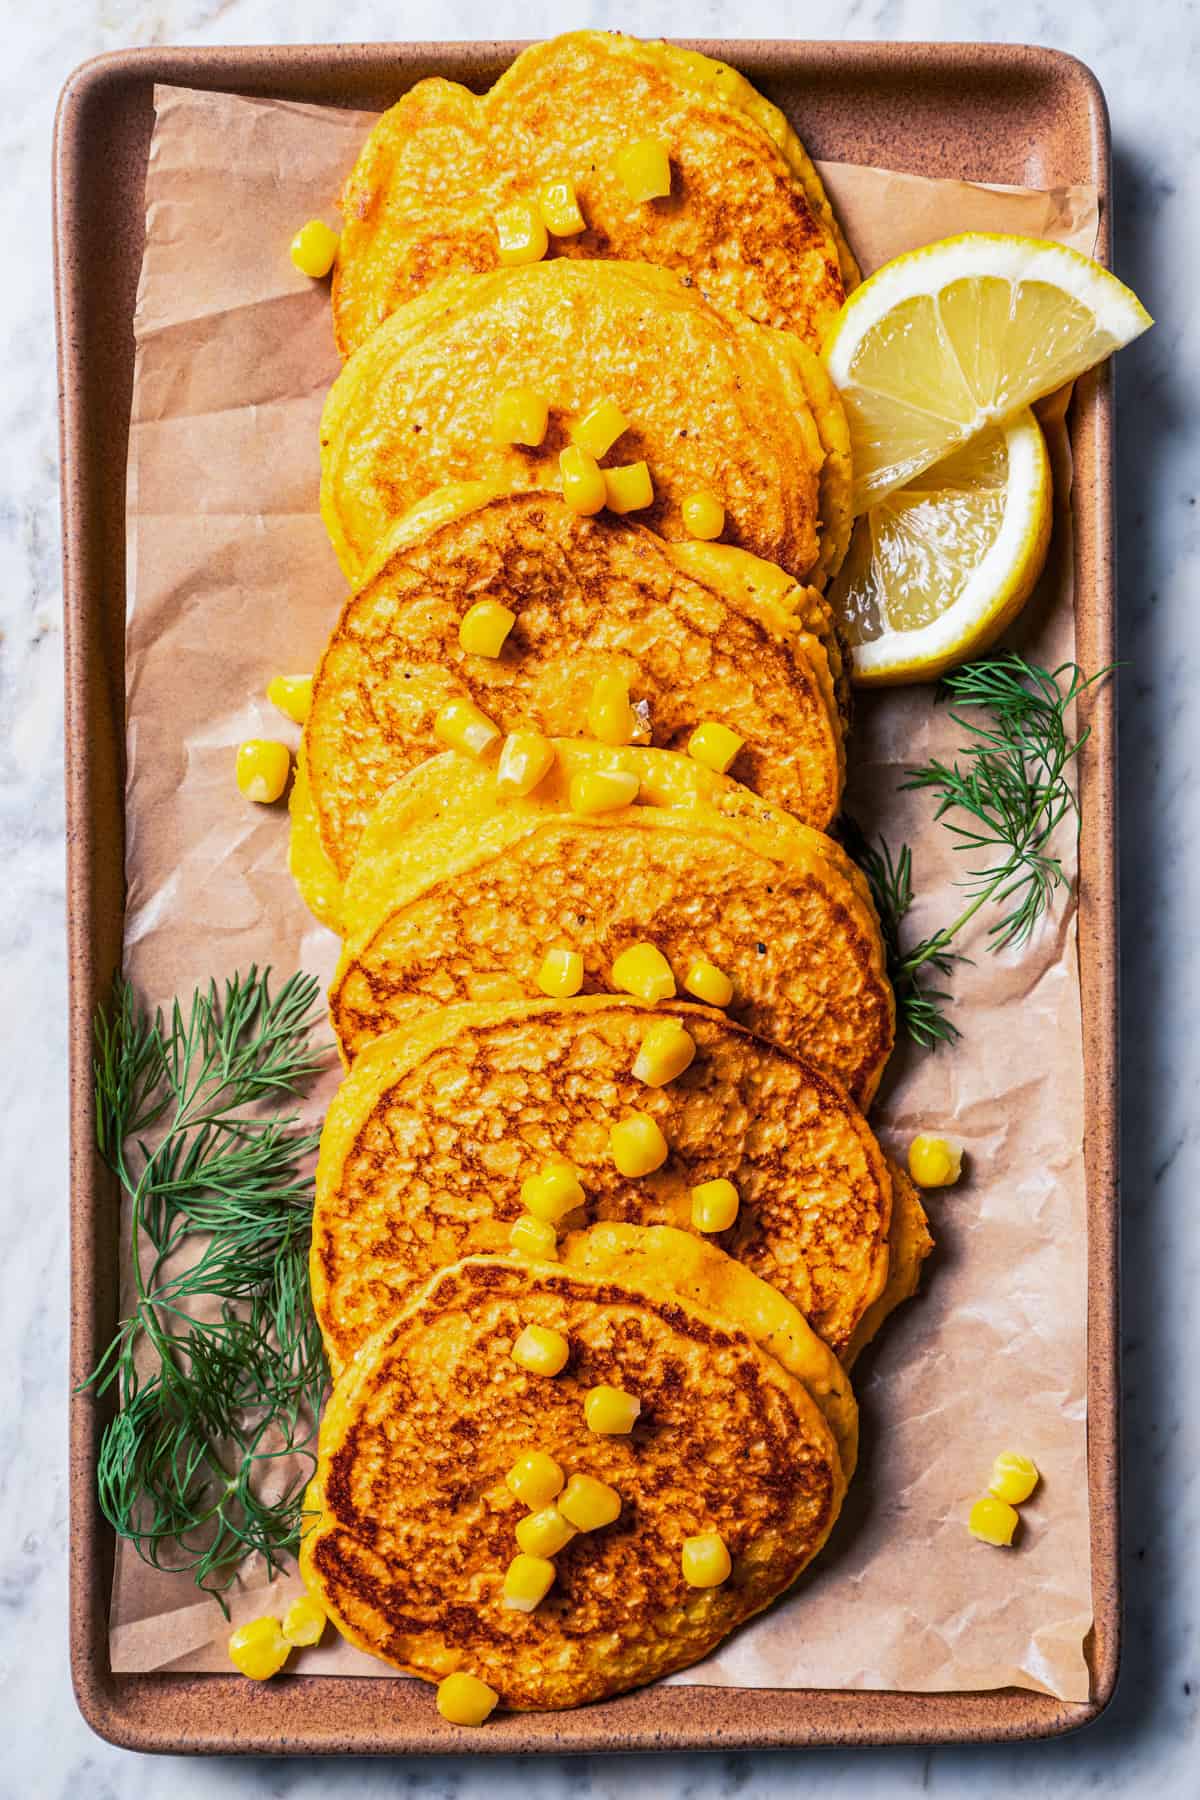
[{"left": 55, "top": 34, "right": 1120, "bottom": 1756}]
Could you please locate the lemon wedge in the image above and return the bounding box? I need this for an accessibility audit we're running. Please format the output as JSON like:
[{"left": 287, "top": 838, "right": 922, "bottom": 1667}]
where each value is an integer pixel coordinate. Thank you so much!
[
  {"left": 828, "top": 410, "right": 1051, "bottom": 685},
  {"left": 824, "top": 233, "right": 1152, "bottom": 514}
]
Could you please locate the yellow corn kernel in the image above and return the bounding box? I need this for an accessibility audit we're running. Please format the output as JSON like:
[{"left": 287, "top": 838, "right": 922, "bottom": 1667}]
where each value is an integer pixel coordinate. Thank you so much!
[
  {"left": 587, "top": 669, "right": 636, "bottom": 746},
  {"left": 989, "top": 1453, "right": 1040, "bottom": 1506},
  {"left": 508, "top": 1212, "right": 559, "bottom": 1261},
  {"left": 520, "top": 1162, "right": 585, "bottom": 1224},
  {"left": 516, "top": 1505, "right": 576, "bottom": 1558},
  {"left": 688, "top": 720, "right": 745, "bottom": 776},
  {"left": 615, "top": 137, "right": 672, "bottom": 204},
  {"left": 611, "top": 942, "right": 676, "bottom": 1004},
  {"left": 505, "top": 1451, "right": 564, "bottom": 1509},
  {"left": 496, "top": 730, "right": 555, "bottom": 798},
  {"left": 691, "top": 1177, "right": 739, "bottom": 1233},
  {"left": 459, "top": 599, "right": 516, "bottom": 658},
  {"left": 281, "top": 1592, "right": 326, "bottom": 1648},
  {"left": 968, "top": 1496, "right": 1019, "bottom": 1547},
  {"left": 681, "top": 491, "right": 725, "bottom": 540},
  {"left": 559, "top": 444, "right": 608, "bottom": 516},
  {"left": 495, "top": 200, "right": 548, "bottom": 265},
  {"left": 572, "top": 399, "right": 628, "bottom": 460},
  {"left": 266, "top": 673, "right": 313, "bottom": 724},
  {"left": 632, "top": 1019, "right": 695, "bottom": 1087},
  {"left": 610, "top": 1112, "right": 669, "bottom": 1178},
  {"left": 434, "top": 697, "right": 501, "bottom": 759},
  {"left": 569, "top": 767, "right": 639, "bottom": 814},
  {"left": 603, "top": 461, "right": 654, "bottom": 515},
  {"left": 683, "top": 958, "right": 734, "bottom": 1008},
  {"left": 681, "top": 1531, "right": 732, "bottom": 1588},
  {"left": 502, "top": 1552, "right": 556, "bottom": 1613},
  {"left": 228, "top": 1616, "right": 290, "bottom": 1681},
  {"left": 492, "top": 385, "right": 550, "bottom": 448},
  {"left": 559, "top": 1473, "right": 622, "bottom": 1532},
  {"left": 584, "top": 1384, "right": 641, "bottom": 1435},
  {"left": 907, "top": 1134, "right": 963, "bottom": 1188},
  {"left": 512, "top": 1323, "right": 570, "bottom": 1377},
  {"left": 289, "top": 219, "right": 339, "bottom": 278},
  {"left": 436, "top": 1671, "right": 498, "bottom": 1726},
  {"left": 538, "top": 946, "right": 584, "bottom": 998},
  {"left": 538, "top": 178, "right": 586, "bottom": 236},
  {"left": 236, "top": 739, "right": 291, "bottom": 805}
]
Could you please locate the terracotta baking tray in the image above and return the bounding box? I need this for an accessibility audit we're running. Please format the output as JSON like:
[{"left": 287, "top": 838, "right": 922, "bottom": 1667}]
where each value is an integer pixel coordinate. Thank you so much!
[{"left": 55, "top": 38, "right": 1120, "bottom": 1755}]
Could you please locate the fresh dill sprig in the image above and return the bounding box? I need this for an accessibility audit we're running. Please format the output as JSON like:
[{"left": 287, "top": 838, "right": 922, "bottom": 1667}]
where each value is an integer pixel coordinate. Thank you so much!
[
  {"left": 840, "top": 820, "right": 963, "bottom": 1049},
  {"left": 84, "top": 967, "right": 329, "bottom": 1606}
]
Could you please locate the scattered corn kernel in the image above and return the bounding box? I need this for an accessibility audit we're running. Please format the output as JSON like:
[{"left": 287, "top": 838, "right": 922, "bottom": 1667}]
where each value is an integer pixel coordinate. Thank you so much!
[
  {"left": 436, "top": 1671, "right": 498, "bottom": 1726},
  {"left": 236, "top": 739, "right": 291, "bottom": 805},
  {"left": 632, "top": 1019, "right": 695, "bottom": 1087},
  {"left": 989, "top": 1452, "right": 1040, "bottom": 1506},
  {"left": 610, "top": 1112, "right": 669, "bottom": 1177},
  {"left": 502, "top": 1552, "right": 557, "bottom": 1613},
  {"left": 691, "top": 1177, "right": 739, "bottom": 1233},
  {"left": 683, "top": 958, "right": 734, "bottom": 1008},
  {"left": 520, "top": 1162, "right": 585, "bottom": 1224},
  {"left": 559, "top": 444, "right": 608, "bottom": 516},
  {"left": 559, "top": 1473, "right": 622, "bottom": 1532},
  {"left": 968, "top": 1496, "right": 1019, "bottom": 1547},
  {"left": 495, "top": 200, "right": 548, "bottom": 265},
  {"left": 434, "top": 698, "right": 501, "bottom": 759},
  {"left": 508, "top": 1212, "right": 560, "bottom": 1260},
  {"left": 281, "top": 1592, "right": 326, "bottom": 1649},
  {"left": 615, "top": 137, "right": 672, "bottom": 204},
  {"left": 569, "top": 767, "right": 639, "bottom": 814},
  {"left": 459, "top": 599, "right": 516, "bottom": 658},
  {"left": 492, "top": 385, "right": 550, "bottom": 447},
  {"left": 681, "top": 490, "right": 725, "bottom": 540},
  {"left": 907, "top": 1134, "right": 963, "bottom": 1188},
  {"left": 587, "top": 669, "right": 637, "bottom": 746},
  {"left": 496, "top": 730, "right": 555, "bottom": 798},
  {"left": 266, "top": 673, "right": 313, "bottom": 724},
  {"left": 228, "top": 1615, "right": 290, "bottom": 1681},
  {"left": 537, "top": 946, "right": 584, "bottom": 998},
  {"left": 538, "top": 178, "right": 586, "bottom": 236},
  {"left": 572, "top": 398, "right": 628, "bottom": 460},
  {"left": 516, "top": 1505, "right": 576, "bottom": 1558},
  {"left": 681, "top": 1531, "right": 732, "bottom": 1588},
  {"left": 611, "top": 942, "right": 675, "bottom": 1004},
  {"left": 603, "top": 460, "right": 654, "bottom": 515},
  {"left": 584, "top": 1384, "right": 641, "bottom": 1435},
  {"left": 512, "top": 1323, "right": 570, "bottom": 1377},
  {"left": 289, "top": 219, "right": 339, "bottom": 278},
  {"left": 505, "top": 1451, "right": 564, "bottom": 1509},
  {"left": 688, "top": 720, "right": 745, "bottom": 775}
]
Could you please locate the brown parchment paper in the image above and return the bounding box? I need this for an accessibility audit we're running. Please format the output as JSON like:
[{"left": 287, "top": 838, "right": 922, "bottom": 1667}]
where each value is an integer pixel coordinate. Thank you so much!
[{"left": 111, "top": 83, "right": 1100, "bottom": 1701}]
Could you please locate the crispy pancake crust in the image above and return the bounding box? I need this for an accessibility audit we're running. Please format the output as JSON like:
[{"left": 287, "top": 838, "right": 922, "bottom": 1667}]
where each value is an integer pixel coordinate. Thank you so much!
[
  {"left": 300, "top": 1254, "right": 846, "bottom": 1708},
  {"left": 842, "top": 1163, "right": 934, "bottom": 1368},
  {"left": 333, "top": 31, "right": 855, "bottom": 360},
  {"left": 312, "top": 996, "right": 892, "bottom": 1374}
]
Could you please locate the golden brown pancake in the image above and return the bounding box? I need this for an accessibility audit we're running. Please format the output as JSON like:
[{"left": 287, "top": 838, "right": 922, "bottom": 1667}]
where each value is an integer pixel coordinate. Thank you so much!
[
  {"left": 843, "top": 1163, "right": 934, "bottom": 1368},
  {"left": 300, "top": 1252, "right": 847, "bottom": 1708},
  {"left": 311, "top": 995, "right": 893, "bottom": 1374},
  {"left": 333, "top": 31, "right": 856, "bottom": 359}
]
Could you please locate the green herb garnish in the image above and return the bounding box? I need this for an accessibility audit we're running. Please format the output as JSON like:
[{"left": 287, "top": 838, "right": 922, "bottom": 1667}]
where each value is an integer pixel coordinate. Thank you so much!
[{"left": 84, "top": 967, "right": 328, "bottom": 1604}]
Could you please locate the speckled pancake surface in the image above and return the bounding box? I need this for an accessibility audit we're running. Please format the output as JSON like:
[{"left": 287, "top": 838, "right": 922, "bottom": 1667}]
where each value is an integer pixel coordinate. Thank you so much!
[
  {"left": 299, "top": 1253, "right": 846, "bottom": 1709},
  {"left": 332, "top": 31, "right": 856, "bottom": 361}
]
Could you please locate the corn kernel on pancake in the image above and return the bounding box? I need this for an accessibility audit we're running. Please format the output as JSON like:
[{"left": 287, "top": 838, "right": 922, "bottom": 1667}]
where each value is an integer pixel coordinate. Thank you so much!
[
  {"left": 319, "top": 261, "right": 849, "bottom": 587},
  {"left": 312, "top": 995, "right": 894, "bottom": 1373},
  {"left": 299, "top": 1253, "right": 846, "bottom": 1707}
]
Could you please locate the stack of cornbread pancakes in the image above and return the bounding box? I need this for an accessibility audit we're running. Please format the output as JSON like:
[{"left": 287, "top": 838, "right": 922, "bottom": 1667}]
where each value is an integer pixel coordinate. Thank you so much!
[{"left": 291, "top": 33, "right": 933, "bottom": 1715}]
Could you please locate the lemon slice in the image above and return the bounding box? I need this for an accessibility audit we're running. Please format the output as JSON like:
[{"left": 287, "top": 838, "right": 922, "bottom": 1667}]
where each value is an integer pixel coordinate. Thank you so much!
[
  {"left": 828, "top": 410, "right": 1051, "bottom": 685},
  {"left": 824, "top": 233, "right": 1151, "bottom": 514}
]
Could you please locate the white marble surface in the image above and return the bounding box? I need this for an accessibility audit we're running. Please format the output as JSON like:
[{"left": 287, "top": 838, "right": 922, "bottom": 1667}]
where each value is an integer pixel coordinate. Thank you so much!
[{"left": 2, "top": 0, "right": 1195, "bottom": 1791}]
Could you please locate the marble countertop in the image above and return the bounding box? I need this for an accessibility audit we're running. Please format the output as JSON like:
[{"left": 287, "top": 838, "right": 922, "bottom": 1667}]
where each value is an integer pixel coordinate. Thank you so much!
[{"left": 4, "top": 0, "right": 1196, "bottom": 1792}]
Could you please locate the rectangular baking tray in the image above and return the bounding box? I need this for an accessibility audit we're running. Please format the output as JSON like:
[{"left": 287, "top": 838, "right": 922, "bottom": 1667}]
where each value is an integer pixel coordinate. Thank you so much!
[{"left": 55, "top": 37, "right": 1120, "bottom": 1755}]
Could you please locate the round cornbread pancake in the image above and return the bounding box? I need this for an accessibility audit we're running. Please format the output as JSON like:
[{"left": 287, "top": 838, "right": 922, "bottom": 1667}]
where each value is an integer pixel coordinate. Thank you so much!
[
  {"left": 312, "top": 996, "right": 892, "bottom": 1375},
  {"left": 299, "top": 1253, "right": 847, "bottom": 1708},
  {"left": 333, "top": 31, "right": 856, "bottom": 360},
  {"left": 319, "top": 260, "right": 846, "bottom": 587},
  {"left": 304, "top": 485, "right": 845, "bottom": 892}
]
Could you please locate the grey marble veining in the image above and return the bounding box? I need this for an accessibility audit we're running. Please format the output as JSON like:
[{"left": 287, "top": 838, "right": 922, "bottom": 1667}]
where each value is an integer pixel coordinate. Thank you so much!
[{"left": 2, "top": 0, "right": 1196, "bottom": 1792}]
